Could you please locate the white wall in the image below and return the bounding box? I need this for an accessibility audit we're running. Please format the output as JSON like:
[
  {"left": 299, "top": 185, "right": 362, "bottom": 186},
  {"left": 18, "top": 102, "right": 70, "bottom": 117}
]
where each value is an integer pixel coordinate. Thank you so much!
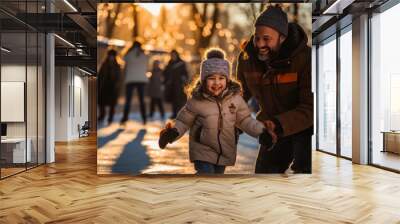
[
  {"left": 55, "top": 66, "right": 69, "bottom": 141},
  {"left": 1, "top": 65, "right": 33, "bottom": 138},
  {"left": 54, "top": 67, "right": 89, "bottom": 141}
]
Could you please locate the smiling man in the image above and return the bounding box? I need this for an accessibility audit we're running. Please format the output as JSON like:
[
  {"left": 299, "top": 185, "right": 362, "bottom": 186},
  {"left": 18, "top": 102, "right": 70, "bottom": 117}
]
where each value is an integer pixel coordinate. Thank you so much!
[{"left": 236, "top": 5, "right": 313, "bottom": 173}]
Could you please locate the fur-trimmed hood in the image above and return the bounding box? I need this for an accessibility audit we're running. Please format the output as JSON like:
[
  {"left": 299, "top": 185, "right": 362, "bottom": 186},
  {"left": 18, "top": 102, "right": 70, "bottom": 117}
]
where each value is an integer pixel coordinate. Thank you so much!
[{"left": 189, "top": 79, "right": 242, "bottom": 101}]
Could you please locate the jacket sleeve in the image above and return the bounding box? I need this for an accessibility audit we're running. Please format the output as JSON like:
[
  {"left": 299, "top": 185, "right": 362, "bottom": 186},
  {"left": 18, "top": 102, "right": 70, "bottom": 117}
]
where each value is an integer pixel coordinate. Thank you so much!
[
  {"left": 235, "top": 95, "right": 264, "bottom": 138},
  {"left": 173, "top": 99, "right": 197, "bottom": 140},
  {"left": 98, "top": 64, "right": 105, "bottom": 87},
  {"left": 116, "top": 65, "right": 123, "bottom": 89},
  {"left": 236, "top": 53, "right": 252, "bottom": 103},
  {"left": 274, "top": 49, "right": 313, "bottom": 137}
]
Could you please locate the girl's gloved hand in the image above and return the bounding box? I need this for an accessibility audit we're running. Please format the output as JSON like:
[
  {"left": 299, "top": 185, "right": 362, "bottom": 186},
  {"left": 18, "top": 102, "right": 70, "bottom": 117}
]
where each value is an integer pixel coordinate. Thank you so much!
[
  {"left": 258, "top": 129, "right": 273, "bottom": 149},
  {"left": 158, "top": 123, "right": 179, "bottom": 149}
]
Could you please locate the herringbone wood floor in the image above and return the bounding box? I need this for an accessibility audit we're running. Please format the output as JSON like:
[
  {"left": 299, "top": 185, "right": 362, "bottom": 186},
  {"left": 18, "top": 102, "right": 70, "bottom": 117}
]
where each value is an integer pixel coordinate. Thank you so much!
[{"left": 1, "top": 135, "right": 400, "bottom": 223}]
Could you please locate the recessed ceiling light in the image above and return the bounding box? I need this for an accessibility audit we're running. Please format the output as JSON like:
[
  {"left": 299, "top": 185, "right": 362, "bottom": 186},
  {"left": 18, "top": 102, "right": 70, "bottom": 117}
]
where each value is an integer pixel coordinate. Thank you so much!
[
  {"left": 1, "top": 47, "right": 11, "bottom": 53},
  {"left": 54, "top": 34, "right": 75, "bottom": 48},
  {"left": 78, "top": 67, "right": 93, "bottom": 76},
  {"left": 63, "top": 0, "right": 78, "bottom": 12},
  {"left": 323, "top": 0, "right": 354, "bottom": 15}
]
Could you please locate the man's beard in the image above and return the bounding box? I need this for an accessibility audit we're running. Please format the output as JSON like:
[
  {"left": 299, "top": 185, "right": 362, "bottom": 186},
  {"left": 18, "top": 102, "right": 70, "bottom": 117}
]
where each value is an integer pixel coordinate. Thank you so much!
[{"left": 256, "top": 47, "right": 279, "bottom": 62}]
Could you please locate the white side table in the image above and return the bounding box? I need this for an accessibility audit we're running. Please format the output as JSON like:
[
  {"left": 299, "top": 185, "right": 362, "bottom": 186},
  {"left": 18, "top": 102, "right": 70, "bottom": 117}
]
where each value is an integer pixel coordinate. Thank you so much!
[{"left": 1, "top": 138, "right": 31, "bottom": 163}]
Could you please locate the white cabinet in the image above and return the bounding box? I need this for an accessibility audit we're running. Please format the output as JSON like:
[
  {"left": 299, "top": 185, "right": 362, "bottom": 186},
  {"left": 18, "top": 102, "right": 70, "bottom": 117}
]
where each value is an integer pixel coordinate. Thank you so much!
[{"left": 1, "top": 138, "right": 32, "bottom": 163}]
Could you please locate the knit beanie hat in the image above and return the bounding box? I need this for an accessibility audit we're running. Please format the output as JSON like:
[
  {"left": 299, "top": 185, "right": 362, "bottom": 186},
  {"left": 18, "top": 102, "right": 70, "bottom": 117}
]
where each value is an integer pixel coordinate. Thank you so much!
[
  {"left": 255, "top": 6, "right": 288, "bottom": 37},
  {"left": 200, "top": 48, "right": 230, "bottom": 82}
]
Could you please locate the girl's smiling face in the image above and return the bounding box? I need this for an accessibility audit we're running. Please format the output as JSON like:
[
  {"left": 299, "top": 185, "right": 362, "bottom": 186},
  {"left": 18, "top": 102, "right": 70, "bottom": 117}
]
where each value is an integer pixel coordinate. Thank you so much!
[{"left": 206, "top": 73, "right": 227, "bottom": 96}]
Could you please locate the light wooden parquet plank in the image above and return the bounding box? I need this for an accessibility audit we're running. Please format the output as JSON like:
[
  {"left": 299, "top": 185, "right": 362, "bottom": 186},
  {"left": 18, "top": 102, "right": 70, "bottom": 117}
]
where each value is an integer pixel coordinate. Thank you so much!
[{"left": 0, "top": 135, "right": 400, "bottom": 223}]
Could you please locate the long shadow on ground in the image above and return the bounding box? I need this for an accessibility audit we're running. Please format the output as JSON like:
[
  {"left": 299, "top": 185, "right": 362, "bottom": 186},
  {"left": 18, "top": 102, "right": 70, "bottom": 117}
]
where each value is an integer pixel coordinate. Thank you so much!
[
  {"left": 111, "top": 129, "right": 150, "bottom": 174},
  {"left": 97, "top": 128, "right": 124, "bottom": 149}
]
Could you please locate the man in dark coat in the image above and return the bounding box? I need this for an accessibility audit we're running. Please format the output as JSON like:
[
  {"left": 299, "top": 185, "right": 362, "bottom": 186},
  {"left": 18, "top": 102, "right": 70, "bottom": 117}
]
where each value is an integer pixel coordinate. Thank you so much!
[
  {"left": 98, "top": 49, "right": 121, "bottom": 125},
  {"left": 236, "top": 6, "right": 313, "bottom": 173},
  {"left": 163, "top": 50, "right": 189, "bottom": 119}
]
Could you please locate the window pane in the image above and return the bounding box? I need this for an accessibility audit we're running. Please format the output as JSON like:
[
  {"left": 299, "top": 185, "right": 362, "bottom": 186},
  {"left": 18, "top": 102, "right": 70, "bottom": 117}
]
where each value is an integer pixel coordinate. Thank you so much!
[
  {"left": 318, "top": 37, "right": 337, "bottom": 154},
  {"left": 340, "top": 29, "right": 352, "bottom": 158},
  {"left": 312, "top": 46, "right": 316, "bottom": 150},
  {"left": 371, "top": 3, "right": 400, "bottom": 171}
]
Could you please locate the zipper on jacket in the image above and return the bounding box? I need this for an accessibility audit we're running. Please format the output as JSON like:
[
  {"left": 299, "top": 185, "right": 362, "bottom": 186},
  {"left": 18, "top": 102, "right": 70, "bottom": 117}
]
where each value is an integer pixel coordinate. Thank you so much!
[{"left": 216, "top": 100, "right": 223, "bottom": 165}]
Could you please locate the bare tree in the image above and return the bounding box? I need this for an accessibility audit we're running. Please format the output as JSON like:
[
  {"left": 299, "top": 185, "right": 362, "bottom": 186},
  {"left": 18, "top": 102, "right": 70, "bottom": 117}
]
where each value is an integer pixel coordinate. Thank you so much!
[
  {"left": 190, "top": 3, "right": 220, "bottom": 56},
  {"left": 132, "top": 4, "right": 139, "bottom": 40},
  {"left": 293, "top": 4, "right": 299, "bottom": 23},
  {"left": 105, "top": 3, "right": 121, "bottom": 38},
  {"left": 236, "top": 3, "right": 268, "bottom": 25},
  {"left": 159, "top": 5, "right": 168, "bottom": 32}
]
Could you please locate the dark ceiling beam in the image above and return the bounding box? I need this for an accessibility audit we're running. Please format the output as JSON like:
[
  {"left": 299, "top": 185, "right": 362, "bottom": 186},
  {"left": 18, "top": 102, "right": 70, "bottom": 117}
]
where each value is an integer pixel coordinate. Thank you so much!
[
  {"left": 0, "top": 8, "right": 38, "bottom": 31},
  {"left": 66, "top": 13, "right": 96, "bottom": 39},
  {"left": 13, "top": 13, "right": 82, "bottom": 32},
  {"left": 312, "top": 15, "right": 335, "bottom": 33},
  {"left": 2, "top": 12, "right": 96, "bottom": 48},
  {"left": 312, "top": 14, "right": 352, "bottom": 45},
  {"left": 1, "top": 12, "right": 96, "bottom": 33},
  {"left": 55, "top": 47, "right": 96, "bottom": 57},
  {"left": 55, "top": 55, "right": 96, "bottom": 69},
  {"left": 85, "top": 0, "right": 97, "bottom": 12},
  {"left": 0, "top": 18, "right": 26, "bottom": 31}
]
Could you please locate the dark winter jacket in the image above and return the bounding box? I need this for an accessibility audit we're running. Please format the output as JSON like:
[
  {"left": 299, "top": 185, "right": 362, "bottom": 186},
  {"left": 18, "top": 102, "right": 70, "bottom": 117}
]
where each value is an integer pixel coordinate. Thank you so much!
[
  {"left": 173, "top": 81, "right": 265, "bottom": 166},
  {"left": 98, "top": 59, "right": 121, "bottom": 105},
  {"left": 147, "top": 67, "right": 164, "bottom": 99},
  {"left": 163, "top": 59, "right": 188, "bottom": 104},
  {"left": 236, "top": 22, "right": 313, "bottom": 137}
]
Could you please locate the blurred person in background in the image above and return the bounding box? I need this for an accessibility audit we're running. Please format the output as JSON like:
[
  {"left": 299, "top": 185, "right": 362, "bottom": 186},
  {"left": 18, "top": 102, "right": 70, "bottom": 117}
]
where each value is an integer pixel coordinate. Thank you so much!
[
  {"left": 147, "top": 59, "right": 165, "bottom": 120},
  {"left": 98, "top": 49, "right": 121, "bottom": 125},
  {"left": 163, "top": 50, "right": 189, "bottom": 119},
  {"left": 120, "top": 41, "right": 149, "bottom": 125}
]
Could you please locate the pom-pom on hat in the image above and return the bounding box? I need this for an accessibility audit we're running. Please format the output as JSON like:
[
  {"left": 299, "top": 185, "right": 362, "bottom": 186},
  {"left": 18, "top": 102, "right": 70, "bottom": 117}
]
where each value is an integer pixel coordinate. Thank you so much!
[{"left": 200, "top": 48, "right": 231, "bottom": 82}]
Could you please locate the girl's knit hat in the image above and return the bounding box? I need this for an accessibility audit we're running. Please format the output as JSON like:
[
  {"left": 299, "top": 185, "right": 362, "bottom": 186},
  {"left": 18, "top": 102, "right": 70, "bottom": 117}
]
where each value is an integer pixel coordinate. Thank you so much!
[{"left": 200, "top": 48, "right": 230, "bottom": 82}]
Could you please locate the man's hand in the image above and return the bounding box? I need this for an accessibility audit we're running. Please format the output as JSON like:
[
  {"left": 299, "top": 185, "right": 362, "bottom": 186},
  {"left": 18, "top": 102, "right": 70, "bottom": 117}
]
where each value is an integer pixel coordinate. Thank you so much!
[
  {"left": 159, "top": 123, "right": 179, "bottom": 149},
  {"left": 263, "top": 120, "right": 278, "bottom": 144},
  {"left": 259, "top": 130, "right": 273, "bottom": 148}
]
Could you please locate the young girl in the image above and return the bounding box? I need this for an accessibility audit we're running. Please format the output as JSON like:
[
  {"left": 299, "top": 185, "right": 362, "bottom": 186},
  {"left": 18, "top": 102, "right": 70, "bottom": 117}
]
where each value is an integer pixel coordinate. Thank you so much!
[{"left": 159, "top": 48, "right": 273, "bottom": 174}]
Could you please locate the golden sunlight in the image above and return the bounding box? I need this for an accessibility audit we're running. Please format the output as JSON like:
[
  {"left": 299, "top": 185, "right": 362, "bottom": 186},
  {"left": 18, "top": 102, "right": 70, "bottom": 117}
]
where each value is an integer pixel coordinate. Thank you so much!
[{"left": 137, "top": 3, "right": 176, "bottom": 16}]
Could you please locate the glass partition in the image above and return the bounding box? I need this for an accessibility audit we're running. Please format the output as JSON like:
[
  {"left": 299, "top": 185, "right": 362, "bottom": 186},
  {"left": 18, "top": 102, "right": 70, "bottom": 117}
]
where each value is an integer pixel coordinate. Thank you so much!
[
  {"left": 0, "top": 0, "right": 46, "bottom": 179},
  {"left": 1, "top": 31, "right": 28, "bottom": 177},
  {"left": 317, "top": 35, "right": 337, "bottom": 154},
  {"left": 27, "top": 31, "right": 38, "bottom": 169},
  {"left": 371, "top": 3, "right": 400, "bottom": 171},
  {"left": 38, "top": 32, "right": 45, "bottom": 165},
  {"left": 339, "top": 27, "right": 352, "bottom": 158}
]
